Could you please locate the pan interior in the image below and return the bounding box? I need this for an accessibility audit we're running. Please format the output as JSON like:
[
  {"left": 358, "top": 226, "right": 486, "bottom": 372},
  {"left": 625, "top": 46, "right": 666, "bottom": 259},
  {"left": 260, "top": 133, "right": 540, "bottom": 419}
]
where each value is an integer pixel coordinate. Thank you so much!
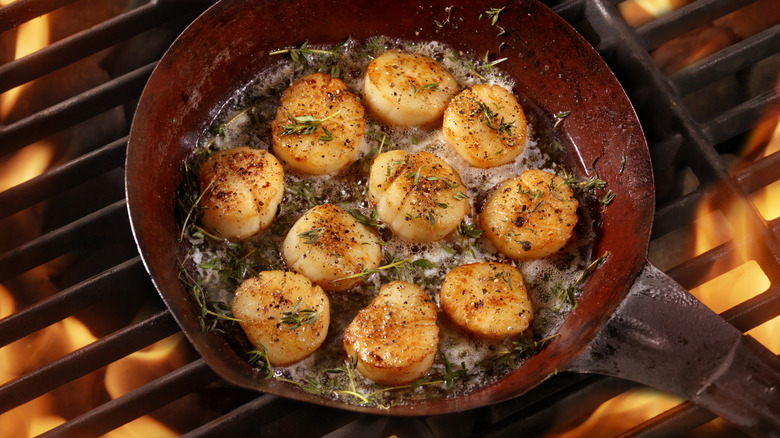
[{"left": 126, "top": 0, "right": 653, "bottom": 415}]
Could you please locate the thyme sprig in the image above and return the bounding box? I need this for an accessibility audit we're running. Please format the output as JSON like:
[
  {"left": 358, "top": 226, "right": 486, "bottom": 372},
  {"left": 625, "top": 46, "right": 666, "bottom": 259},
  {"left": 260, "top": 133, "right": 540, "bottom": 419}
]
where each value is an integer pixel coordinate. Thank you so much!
[
  {"left": 247, "top": 343, "right": 273, "bottom": 378},
  {"left": 269, "top": 40, "right": 336, "bottom": 64},
  {"left": 410, "top": 81, "right": 439, "bottom": 97},
  {"left": 179, "top": 177, "right": 215, "bottom": 242},
  {"left": 347, "top": 207, "right": 386, "bottom": 230},
  {"left": 298, "top": 227, "right": 325, "bottom": 245},
  {"left": 280, "top": 110, "right": 342, "bottom": 140},
  {"left": 281, "top": 297, "right": 321, "bottom": 330},
  {"left": 476, "top": 101, "right": 514, "bottom": 137},
  {"left": 554, "top": 251, "right": 610, "bottom": 311}
]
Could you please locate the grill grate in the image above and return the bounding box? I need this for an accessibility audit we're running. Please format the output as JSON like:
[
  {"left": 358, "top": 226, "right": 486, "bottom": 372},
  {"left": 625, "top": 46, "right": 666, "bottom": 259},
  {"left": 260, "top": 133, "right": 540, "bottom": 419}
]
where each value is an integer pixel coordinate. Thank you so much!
[{"left": 1, "top": 0, "right": 778, "bottom": 436}]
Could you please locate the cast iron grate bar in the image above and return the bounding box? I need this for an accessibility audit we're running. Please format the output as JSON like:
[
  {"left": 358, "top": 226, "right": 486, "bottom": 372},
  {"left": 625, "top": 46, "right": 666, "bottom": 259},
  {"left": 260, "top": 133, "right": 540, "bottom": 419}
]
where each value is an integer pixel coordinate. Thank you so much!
[
  {"left": 0, "top": 309, "right": 179, "bottom": 413},
  {"left": 670, "top": 24, "right": 780, "bottom": 96},
  {"left": 0, "top": 200, "right": 129, "bottom": 282},
  {"left": 0, "top": 0, "right": 79, "bottom": 33},
  {"left": 0, "top": 62, "right": 154, "bottom": 157},
  {"left": 40, "top": 359, "right": 219, "bottom": 438},
  {"left": 0, "top": 137, "right": 126, "bottom": 219},
  {"left": 636, "top": 0, "right": 759, "bottom": 50},
  {"left": 0, "top": 257, "right": 147, "bottom": 347},
  {"left": 0, "top": 1, "right": 181, "bottom": 94}
]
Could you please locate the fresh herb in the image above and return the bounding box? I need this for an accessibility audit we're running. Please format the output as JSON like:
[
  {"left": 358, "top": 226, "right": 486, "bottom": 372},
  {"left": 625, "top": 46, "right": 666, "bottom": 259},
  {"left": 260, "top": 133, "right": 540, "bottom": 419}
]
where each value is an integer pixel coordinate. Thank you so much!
[
  {"left": 179, "top": 177, "right": 215, "bottom": 242},
  {"left": 494, "top": 270, "right": 514, "bottom": 290},
  {"left": 286, "top": 179, "right": 317, "bottom": 208},
  {"left": 553, "top": 282, "right": 578, "bottom": 311},
  {"left": 457, "top": 220, "right": 484, "bottom": 239},
  {"left": 510, "top": 333, "right": 560, "bottom": 357},
  {"left": 439, "top": 351, "right": 468, "bottom": 387},
  {"left": 298, "top": 227, "right": 325, "bottom": 245},
  {"left": 410, "top": 81, "right": 439, "bottom": 97},
  {"left": 247, "top": 343, "right": 273, "bottom": 378},
  {"left": 405, "top": 168, "right": 421, "bottom": 186},
  {"left": 435, "top": 5, "right": 454, "bottom": 28},
  {"left": 599, "top": 190, "right": 616, "bottom": 206},
  {"left": 386, "top": 158, "right": 407, "bottom": 176},
  {"left": 280, "top": 110, "right": 342, "bottom": 139},
  {"left": 179, "top": 266, "right": 241, "bottom": 333},
  {"left": 281, "top": 297, "right": 321, "bottom": 330},
  {"left": 485, "top": 7, "right": 505, "bottom": 25},
  {"left": 553, "top": 251, "right": 610, "bottom": 311},
  {"left": 269, "top": 41, "right": 337, "bottom": 65},
  {"left": 333, "top": 257, "right": 411, "bottom": 283},
  {"left": 347, "top": 207, "right": 386, "bottom": 230},
  {"left": 552, "top": 111, "right": 570, "bottom": 130},
  {"left": 453, "top": 190, "right": 469, "bottom": 201},
  {"left": 619, "top": 152, "right": 627, "bottom": 175},
  {"left": 476, "top": 100, "right": 514, "bottom": 137},
  {"left": 575, "top": 251, "right": 610, "bottom": 286},
  {"left": 427, "top": 211, "right": 437, "bottom": 226}
]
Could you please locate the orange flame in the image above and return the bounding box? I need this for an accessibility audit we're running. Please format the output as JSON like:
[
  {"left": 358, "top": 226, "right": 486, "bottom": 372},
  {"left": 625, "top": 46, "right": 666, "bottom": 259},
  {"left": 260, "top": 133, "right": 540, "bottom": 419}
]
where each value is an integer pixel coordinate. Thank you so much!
[{"left": 0, "top": 0, "right": 49, "bottom": 122}]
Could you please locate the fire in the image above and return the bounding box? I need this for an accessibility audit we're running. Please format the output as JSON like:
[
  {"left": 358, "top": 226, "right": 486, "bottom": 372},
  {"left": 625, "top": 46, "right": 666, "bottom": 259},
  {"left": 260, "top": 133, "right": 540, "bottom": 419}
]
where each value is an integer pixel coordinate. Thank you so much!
[
  {"left": 618, "top": 0, "right": 694, "bottom": 27},
  {"left": 0, "top": 0, "right": 49, "bottom": 122},
  {"left": 0, "top": 0, "right": 53, "bottom": 192}
]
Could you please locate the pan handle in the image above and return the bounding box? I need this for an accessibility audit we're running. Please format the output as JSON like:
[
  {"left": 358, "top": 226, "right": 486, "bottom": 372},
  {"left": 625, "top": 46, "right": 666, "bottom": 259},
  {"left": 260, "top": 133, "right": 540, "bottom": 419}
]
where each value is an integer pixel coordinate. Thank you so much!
[{"left": 568, "top": 262, "right": 780, "bottom": 437}]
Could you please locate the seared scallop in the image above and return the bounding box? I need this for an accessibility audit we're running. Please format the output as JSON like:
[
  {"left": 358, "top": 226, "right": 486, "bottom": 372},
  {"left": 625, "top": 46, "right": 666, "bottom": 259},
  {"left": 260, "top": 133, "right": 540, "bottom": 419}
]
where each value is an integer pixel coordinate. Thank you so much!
[
  {"left": 479, "top": 169, "right": 578, "bottom": 259},
  {"left": 232, "top": 271, "right": 330, "bottom": 366},
  {"left": 343, "top": 281, "right": 439, "bottom": 386},
  {"left": 199, "top": 147, "right": 284, "bottom": 240},
  {"left": 271, "top": 73, "right": 366, "bottom": 175},
  {"left": 442, "top": 84, "right": 527, "bottom": 167},
  {"left": 440, "top": 262, "right": 533, "bottom": 340},
  {"left": 282, "top": 203, "right": 383, "bottom": 292},
  {"left": 368, "top": 150, "right": 470, "bottom": 242},
  {"left": 362, "top": 50, "right": 459, "bottom": 127}
]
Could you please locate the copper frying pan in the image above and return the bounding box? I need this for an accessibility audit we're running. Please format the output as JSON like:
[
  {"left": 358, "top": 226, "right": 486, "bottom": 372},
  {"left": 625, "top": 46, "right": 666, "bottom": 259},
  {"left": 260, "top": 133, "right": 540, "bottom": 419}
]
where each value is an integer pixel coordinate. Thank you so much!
[{"left": 125, "top": 0, "right": 780, "bottom": 434}]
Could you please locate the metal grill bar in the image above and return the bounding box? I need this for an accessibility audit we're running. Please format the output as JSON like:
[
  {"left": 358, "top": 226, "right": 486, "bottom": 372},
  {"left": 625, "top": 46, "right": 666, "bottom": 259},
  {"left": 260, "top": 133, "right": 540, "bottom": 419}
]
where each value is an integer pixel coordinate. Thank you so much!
[
  {"left": 0, "top": 137, "right": 126, "bottom": 219},
  {"left": 40, "top": 359, "right": 219, "bottom": 438},
  {"left": 0, "top": 0, "right": 79, "bottom": 33},
  {"left": 0, "top": 2, "right": 177, "bottom": 94},
  {"left": 0, "top": 63, "right": 153, "bottom": 157},
  {"left": 0, "top": 200, "right": 129, "bottom": 282},
  {"left": 181, "top": 395, "right": 304, "bottom": 438},
  {"left": 671, "top": 24, "right": 780, "bottom": 95},
  {"left": 0, "top": 257, "right": 146, "bottom": 347},
  {"left": 637, "top": 0, "right": 759, "bottom": 50},
  {"left": 702, "top": 90, "right": 780, "bottom": 145},
  {"left": 0, "top": 309, "right": 178, "bottom": 413}
]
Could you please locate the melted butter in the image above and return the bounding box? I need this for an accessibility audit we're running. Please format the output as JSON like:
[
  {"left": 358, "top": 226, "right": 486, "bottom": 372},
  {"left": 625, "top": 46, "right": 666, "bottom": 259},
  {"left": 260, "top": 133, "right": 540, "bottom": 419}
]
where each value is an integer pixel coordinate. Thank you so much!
[{"left": 180, "top": 38, "right": 594, "bottom": 405}]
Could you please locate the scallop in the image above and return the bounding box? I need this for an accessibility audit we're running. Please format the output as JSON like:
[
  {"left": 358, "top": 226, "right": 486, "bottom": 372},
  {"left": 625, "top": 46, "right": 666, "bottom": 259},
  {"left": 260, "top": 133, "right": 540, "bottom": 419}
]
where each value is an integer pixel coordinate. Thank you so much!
[
  {"left": 363, "top": 50, "right": 459, "bottom": 127},
  {"left": 442, "top": 84, "right": 528, "bottom": 167},
  {"left": 440, "top": 262, "right": 533, "bottom": 340},
  {"left": 368, "top": 150, "right": 470, "bottom": 242},
  {"left": 343, "top": 281, "right": 439, "bottom": 386},
  {"left": 232, "top": 271, "right": 330, "bottom": 366},
  {"left": 479, "top": 169, "right": 578, "bottom": 259},
  {"left": 282, "top": 203, "right": 383, "bottom": 292},
  {"left": 271, "top": 72, "right": 366, "bottom": 175},
  {"left": 198, "top": 147, "right": 284, "bottom": 240}
]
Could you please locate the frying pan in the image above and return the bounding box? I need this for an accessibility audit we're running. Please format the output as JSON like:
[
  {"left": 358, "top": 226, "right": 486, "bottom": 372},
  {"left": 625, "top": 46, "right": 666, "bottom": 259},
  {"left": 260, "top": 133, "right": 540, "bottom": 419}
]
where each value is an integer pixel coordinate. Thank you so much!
[{"left": 125, "top": 0, "right": 780, "bottom": 434}]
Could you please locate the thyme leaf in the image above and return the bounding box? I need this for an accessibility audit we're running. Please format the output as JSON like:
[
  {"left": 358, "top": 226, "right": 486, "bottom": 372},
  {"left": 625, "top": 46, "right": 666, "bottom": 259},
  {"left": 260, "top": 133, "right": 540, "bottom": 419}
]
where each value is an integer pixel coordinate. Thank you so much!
[
  {"left": 247, "top": 343, "right": 274, "bottom": 378},
  {"left": 476, "top": 101, "right": 514, "bottom": 137},
  {"left": 298, "top": 227, "right": 325, "bottom": 245},
  {"left": 410, "top": 81, "right": 439, "bottom": 97},
  {"left": 485, "top": 7, "right": 505, "bottom": 25},
  {"left": 280, "top": 109, "right": 342, "bottom": 139},
  {"left": 347, "top": 207, "right": 386, "bottom": 230},
  {"left": 281, "top": 297, "right": 321, "bottom": 330},
  {"left": 269, "top": 40, "right": 336, "bottom": 64}
]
